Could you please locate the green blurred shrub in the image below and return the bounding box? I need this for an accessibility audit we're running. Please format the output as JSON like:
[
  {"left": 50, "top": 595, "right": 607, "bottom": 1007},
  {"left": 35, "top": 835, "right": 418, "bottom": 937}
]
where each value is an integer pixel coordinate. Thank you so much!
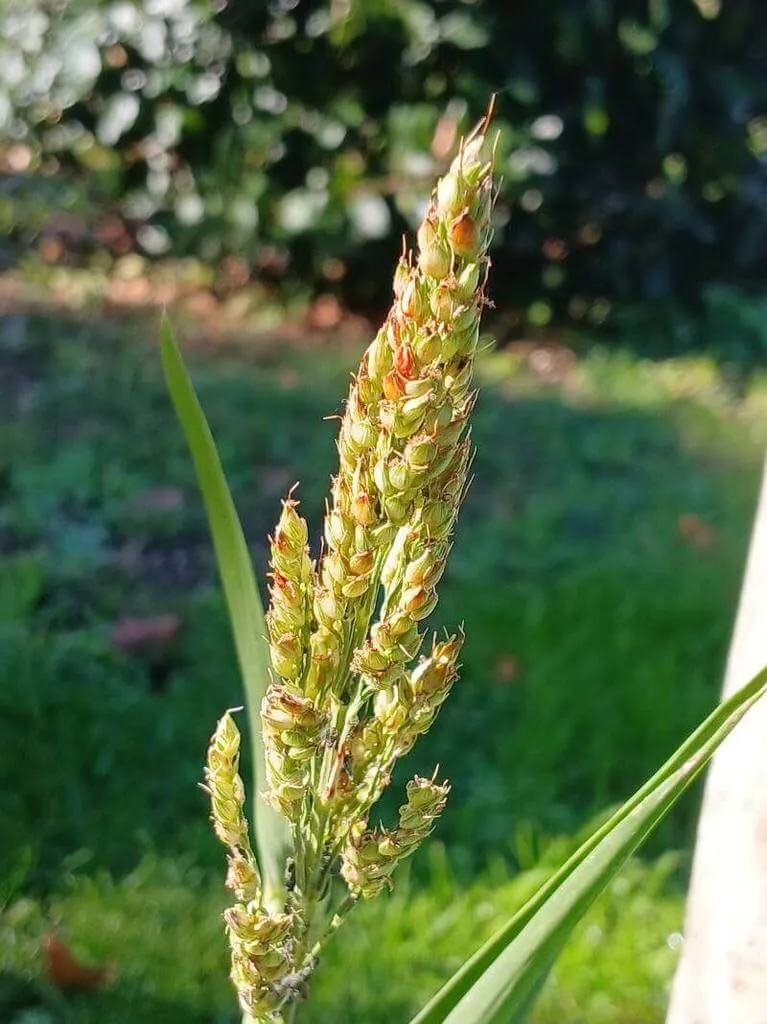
[{"left": 1, "top": 0, "right": 767, "bottom": 321}]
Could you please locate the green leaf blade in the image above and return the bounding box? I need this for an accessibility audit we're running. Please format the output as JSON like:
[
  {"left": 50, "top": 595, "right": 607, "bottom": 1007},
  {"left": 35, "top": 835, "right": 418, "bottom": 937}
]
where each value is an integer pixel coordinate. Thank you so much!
[
  {"left": 159, "top": 317, "right": 288, "bottom": 906},
  {"left": 412, "top": 666, "right": 767, "bottom": 1024}
]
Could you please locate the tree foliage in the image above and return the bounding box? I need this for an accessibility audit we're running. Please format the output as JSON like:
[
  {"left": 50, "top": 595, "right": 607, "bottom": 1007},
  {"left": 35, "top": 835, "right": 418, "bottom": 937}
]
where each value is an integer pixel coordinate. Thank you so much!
[{"left": 2, "top": 0, "right": 766, "bottom": 319}]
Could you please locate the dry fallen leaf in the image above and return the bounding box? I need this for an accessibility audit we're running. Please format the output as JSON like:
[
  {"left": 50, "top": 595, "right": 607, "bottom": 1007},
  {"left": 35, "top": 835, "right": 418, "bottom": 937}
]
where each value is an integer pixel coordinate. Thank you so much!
[
  {"left": 43, "top": 933, "right": 113, "bottom": 992},
  {"left": 494, "top": 653, "right": 520, "bottom": 684},
  {"left": 130, "top": 486, "right": 185, "bottom": 514},
  {"left": 678, "top": 513, "right": 717, "bottom": 550},
  {"left": 111, "top": 614, "right": 181, "bottom": 654}
]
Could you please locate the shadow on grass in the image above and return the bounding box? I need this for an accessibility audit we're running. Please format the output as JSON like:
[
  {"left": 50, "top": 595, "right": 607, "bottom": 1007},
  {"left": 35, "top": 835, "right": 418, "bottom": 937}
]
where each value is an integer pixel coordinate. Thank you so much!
[{"left": 0, "top": 969, "right": 231, "bottom": 1024}]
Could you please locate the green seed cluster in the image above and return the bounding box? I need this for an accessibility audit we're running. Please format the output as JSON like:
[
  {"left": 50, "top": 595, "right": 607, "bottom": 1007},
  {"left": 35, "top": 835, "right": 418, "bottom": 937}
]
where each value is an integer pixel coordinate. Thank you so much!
[
  {"left": 261, "top": 684, "right": 324, "bottom": 820},
  {"left": 348, "top": 632, "right": 464, "bottom": 813},
  {"left": 266, "top": 496, "right": 314, "bottom": 686},
  {"left": 204, "top": 711, "right": 261, "bottom": 904},
  {"left": 341, "top": 776, "right": 451, "bottom": 899},
  {"left": 206, "top": 713, "right": 296, "bottom": 1021},
  {"left": 225, "top": 902, "right": 294, "bottom": 1021},
  {"left": 206, "top": 109, "right": 498, "bottom": 1022}
]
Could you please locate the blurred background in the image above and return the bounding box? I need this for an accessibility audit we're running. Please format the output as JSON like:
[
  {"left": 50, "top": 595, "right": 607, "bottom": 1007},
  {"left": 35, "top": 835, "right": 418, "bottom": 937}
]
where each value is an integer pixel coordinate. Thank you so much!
[{"left": 1, "top": 1, "right": 766, "bottom": 1021}]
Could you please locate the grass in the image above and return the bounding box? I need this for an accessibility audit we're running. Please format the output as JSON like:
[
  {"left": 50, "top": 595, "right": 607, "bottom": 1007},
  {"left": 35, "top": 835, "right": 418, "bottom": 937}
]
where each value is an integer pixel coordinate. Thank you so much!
[
  {"left": 2, "top": 298, "right": 767, "bottom": 1022},
  {"left": 1, "top": 849, "right": 682, "bottom": 1024}
]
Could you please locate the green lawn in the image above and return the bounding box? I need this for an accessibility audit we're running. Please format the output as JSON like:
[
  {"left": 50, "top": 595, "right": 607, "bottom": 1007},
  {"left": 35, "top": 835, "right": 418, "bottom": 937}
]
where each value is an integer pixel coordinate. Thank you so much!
[{"left": 2, "top": 302, "right": 766, "bottom": 1022}]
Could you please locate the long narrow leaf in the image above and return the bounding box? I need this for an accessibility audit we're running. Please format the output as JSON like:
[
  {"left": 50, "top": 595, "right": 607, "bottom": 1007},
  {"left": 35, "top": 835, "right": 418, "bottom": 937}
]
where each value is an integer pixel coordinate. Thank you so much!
[
  {"left": 412, "top": 665, "right": 767, "bottom": 1024},
  {"left": 159, "top": 317, "right": 288, "bottom": 906}
]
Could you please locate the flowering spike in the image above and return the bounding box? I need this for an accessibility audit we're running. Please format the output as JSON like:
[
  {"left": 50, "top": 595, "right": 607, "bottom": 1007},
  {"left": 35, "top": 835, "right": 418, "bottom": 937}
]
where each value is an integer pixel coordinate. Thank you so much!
[
  {"left": 206, "top": 101, "right": 499, "bottom": 1017},
  {"left": 225, "top": 903, "right": 295, "bottom": 1018},
  {"left": 204, "top": 711, "right": 261, "bottom": 903},
  {"left": 340, "top": 775, "right": 450, "bottom": 899},
  {"left": 261, "top": 685, "right": 325, "bottom": 822},
  {"left": 266, "top": 494, "right": 314, "bottom": 688}
]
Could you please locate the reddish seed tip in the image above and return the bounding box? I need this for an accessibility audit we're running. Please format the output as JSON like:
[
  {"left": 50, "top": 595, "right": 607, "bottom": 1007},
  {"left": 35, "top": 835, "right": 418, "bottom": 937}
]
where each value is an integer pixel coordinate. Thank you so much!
[
  {"left": 383, "top": 369, "right": 407, "bottom": 400},
  {"left": 448, "top": 211, "right": 480, "bottom": 258},
  {"left": 352, "top": 493, "right": 377, "bottom": 526},
  {"left": 394, "top": 344, "right": 415, "bottom": 378}
]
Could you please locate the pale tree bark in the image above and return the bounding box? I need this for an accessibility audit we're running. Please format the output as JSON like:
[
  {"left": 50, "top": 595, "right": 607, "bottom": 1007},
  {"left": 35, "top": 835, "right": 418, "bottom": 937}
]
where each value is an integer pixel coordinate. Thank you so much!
[{"left": 667, "top": 454, "right": 767, "bottom": 1024}]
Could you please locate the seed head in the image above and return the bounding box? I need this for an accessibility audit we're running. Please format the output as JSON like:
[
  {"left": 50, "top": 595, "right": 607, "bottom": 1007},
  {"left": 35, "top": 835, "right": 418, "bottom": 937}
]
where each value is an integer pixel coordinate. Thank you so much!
[
  {"left": 271, "top": 497, "right": 310, "bottom": 577},
  {"left": 382, "top": 369, "right": 407, "bottom": 401},
  {"left": 226, "top": 904, "right": 295, "bottom": 1017},
  {"left": 448, "top": 210, "right": 480, "bottom": 258},
  {"left": 393, "top": 254, "right": 411, "bottom": 298},
  {"left": 208, "top": 104, "right": 498, "bottom": 1017},
  {"left": 203, "top": 711, "right": 261, "bottom": 903},
  {"left": 368, "top": 332, "right": 393, "bottom": 380},
  {"left": 394, "top": 343, "right": 416, "bottom": 378},
  {"left": 341, "top": 774, "right": 450, "bottom": 899},
  {"left": 455, "top": 261, "right": 481, "bottom": 300},
  {"left": 352, "top": 491, "right": 377, "bottom": 526},
  {"left": 261, "top": 685, "right": 325, "bottom": 820},
  {"left": 409, "top": 633, "right": 463, "bottom": 699},
  {"left": 418, "top": 216, "right": 452, "bottom": 280},
  {"left": 430, "top": 282, "right": 456, "bottom": 323},
  {"left": 436, "top": 171, "right": 465, "bottom": 219},
  {"left": 266, "top": 496, "right": 314, "bottom": 688}
]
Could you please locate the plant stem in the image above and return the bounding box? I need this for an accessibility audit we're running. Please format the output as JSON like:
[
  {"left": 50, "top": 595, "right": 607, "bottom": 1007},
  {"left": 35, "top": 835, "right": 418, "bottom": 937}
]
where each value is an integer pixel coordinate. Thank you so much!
[{"left": 315, "top": 894, "right": 356, "bottom": 948}]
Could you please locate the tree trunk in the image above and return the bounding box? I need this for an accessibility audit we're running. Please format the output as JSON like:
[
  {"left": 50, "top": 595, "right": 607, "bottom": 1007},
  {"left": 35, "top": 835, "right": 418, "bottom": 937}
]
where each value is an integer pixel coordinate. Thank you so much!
[{"left": 667, "top": 454, "right": 767, "bottom": 1024}]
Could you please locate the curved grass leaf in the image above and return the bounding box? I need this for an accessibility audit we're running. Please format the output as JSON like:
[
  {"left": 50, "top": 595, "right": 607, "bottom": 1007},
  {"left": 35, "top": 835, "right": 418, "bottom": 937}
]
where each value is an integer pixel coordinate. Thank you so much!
[
  {"left": 412, "top": 664, "right": 767, "bottom": 1024},
  {"left": 159, "top": 317, "right": 288, "bottom": 906}
]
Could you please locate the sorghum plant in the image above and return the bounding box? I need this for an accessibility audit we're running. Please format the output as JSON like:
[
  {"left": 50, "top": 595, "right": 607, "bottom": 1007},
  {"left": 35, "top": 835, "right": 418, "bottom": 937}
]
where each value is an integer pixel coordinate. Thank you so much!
[
  {"left": 163, "top": 106, "right": 767, "bottom": 1024},
  {"left": 203, "top": 108, "right": 498, "bottom": 1021}
]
